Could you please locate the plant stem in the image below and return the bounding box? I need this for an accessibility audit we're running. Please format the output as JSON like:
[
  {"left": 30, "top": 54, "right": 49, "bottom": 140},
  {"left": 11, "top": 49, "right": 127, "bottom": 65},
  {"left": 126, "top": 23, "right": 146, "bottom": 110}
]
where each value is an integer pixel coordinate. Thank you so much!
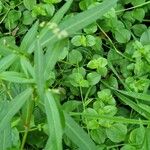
[
  {"left": 20, "top": 96, "right": 34, "bottom": 150},
  {"left": 116, "top": 1, "right": 150, "bottom": 13}
]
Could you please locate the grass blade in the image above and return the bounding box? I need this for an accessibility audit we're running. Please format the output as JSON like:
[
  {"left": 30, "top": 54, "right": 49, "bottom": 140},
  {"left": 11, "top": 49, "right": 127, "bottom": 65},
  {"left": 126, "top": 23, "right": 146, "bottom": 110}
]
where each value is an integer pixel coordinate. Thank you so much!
[
  {"left": 0, "top": 88, "right": 33, "bottom": 132},
  {"left": 83, "top": 114, "right": 150, "bottom": 125},
  {"left": 0, "top": 101, "right": 12, "bottom": 150},
  {"left": 29, "top": 0, "right": 117, "bottom": 52},
  {"left": 115, "top": 92, "right": 150, "bottom": 119},
  {"left": 59, "top": 0, "right": 117, "bottom": 34},
  {"left": 0, "top": 54, "right": 17, "bottom": 73},
  {"left": 64, "top": 113, "right": 97, "bottom": 150},
  {"left": 40, "top": 0, "right": 73, "bottom": 41},
  {"left": 118, "top": 90, "right": 150, "bottom": 102},
  {"left": 44, "top": 90, "right": 63, "bottom": 150},
  {"left": 20, "top": 21, "right": 39, "bottom": 52},
  {"left": 0, "top": 71, "right": 34, "bottom": 83},
  {"left": 51, "top": 0, "right": 73, "bottom": 23},
  {"left": 20, "top": 56, "right": 35, "bottom": 78},
  {"left": 0, "top": 123, "right": 12, "bottom": 150},
  {"left": 44, "top": 40, "right": 66, "bottom": 80},
  {"left": 34, "top": 39, "right": 45, "bottom": 99}
]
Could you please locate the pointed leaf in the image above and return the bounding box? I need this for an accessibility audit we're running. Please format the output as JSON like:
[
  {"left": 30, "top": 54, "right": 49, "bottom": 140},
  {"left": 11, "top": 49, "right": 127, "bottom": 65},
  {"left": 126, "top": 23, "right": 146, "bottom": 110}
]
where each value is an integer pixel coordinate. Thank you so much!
[
  {"left": 0, "top": 88, "right": 33, "bottom": 132},
  {"left": 64, "top": 113, "right": 97, "bottom": 150},
  {"left": 20, "top": 21, "right": 39, "bottom": 51},
  {"left": 118, "top": 90, "right": 150, "bottom": 102},
  {"left": 44, "top": 90, "right": 63, "bottom": 150},
  {"left": 51, "top": 0, "right": 73, "bottom": 24},
  {"left": 0, "top": 71, "right": 34, "bottom": 83},
  {"left": 44, "top": 40, "right": 66, "bottom": 80},
  {"left": 29, "top": 0, "right": 117, "bottom": 52},
  {"left": 115, "top": 92, "right": 150, "bottom": 119},
  {"left": 20, "top": 56, "right": 35, "bottom": 78},
  {"left": 0, "top": 54, "right": 17, "bottom": 73},
  {"left": 34, "top": 39, "right": 45, "bottom": 99},
  {"left": 0, "top": 123, "right": 12, "bottom": 150}
]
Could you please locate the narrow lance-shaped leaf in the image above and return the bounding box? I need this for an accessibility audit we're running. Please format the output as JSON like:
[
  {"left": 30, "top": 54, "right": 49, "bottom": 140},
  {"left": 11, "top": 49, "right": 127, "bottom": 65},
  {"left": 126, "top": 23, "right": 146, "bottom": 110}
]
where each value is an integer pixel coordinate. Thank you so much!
[
  {"left": 0, "top": 101, "right": 12, "bottom": 150},
  {"left": 29, "top": 0, "right": 117, "bottom": 52},
  {"left": 20, "top": 56, "right": 35, "bottom": 78},
  {"left": 0, "top": 88, "right": 33, "bottom": 132},
  {"left": 0, "top": 71, "right": 34, "bottom": 84},
  {"left": 118, "top": 90, "right": 150, "bottom": 102},
  {"left": 44, "top": 90, "right": 63, "bottom": 150},
  {"left": 0, "top": 123, "right": 12, "bottom": 150},
  {"left": 51, "top": 0, "right": 73, "bottom": 24},
  {"left": 20, "top": 21, "right": 39, "bottom": 51},
  {"left": 115, "top": 92, "right": 150, "bottom": 119},
  {"left": 0, "top": 54, "right": 17, "bottom": 73},
  {"left": 44, "top": 40, "right": 66, "bottom": 80},
  {"left": 64, "top": 113, "right": 97, "bottom": 150},
  {"left": 34, "top": 39, "right": 45, "bottom": 100},
  {"left": 40, "top": 0, "right": 73, "bottom": 40}
]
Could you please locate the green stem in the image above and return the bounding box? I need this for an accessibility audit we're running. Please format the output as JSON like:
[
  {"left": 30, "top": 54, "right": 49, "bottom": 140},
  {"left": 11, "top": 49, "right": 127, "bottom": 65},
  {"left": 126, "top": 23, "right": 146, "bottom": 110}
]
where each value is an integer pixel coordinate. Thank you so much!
[
  {"left": 20, "top": 96, "right": 34, "bottom": 150},
  {"left": 116, "top": 1, "right": 150, "bottom": 13}
]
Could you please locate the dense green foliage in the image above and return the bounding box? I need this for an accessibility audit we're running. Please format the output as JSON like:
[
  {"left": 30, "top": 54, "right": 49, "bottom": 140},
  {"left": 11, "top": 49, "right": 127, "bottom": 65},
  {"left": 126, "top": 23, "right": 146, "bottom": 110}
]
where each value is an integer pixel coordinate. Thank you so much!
[{"left": 0, "top": 0, "right": 150, "bottom": 149}]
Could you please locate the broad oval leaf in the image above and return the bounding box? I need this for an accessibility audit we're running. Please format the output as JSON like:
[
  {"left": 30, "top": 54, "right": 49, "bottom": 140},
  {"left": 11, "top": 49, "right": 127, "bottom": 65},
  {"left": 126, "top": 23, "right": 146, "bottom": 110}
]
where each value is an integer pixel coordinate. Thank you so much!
[
  {"left": 140, "top": 28, "right": 150, "bottom": 45},
  {"left": 23, "top": 0, "right": 36, "bottom": 10}
]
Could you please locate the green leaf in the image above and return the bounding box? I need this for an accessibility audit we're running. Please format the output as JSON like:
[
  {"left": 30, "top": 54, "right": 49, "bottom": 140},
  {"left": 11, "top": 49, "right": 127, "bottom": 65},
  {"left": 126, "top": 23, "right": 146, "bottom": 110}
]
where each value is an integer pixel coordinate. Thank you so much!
[
  {"left": 68, "top": 50, "right": 83, "bottom": 64},
  {"left": 51, "top": 0, "right": 73, "bottom": 24},
  {"left": 140, "top": 28, "right": 150, "bottom": 45},
  {"left": 23, "top": 11, "right": 35, "bottom": 25},
  {"left": 121, "top": 145, "right": 136, "bottom": 150},
  {"left": 132, "top": 24, "right": 147, "bottom": 37},
  {"left": 131, "top": 0, "right": 145, "bottom": 6},
  {"left": 44, "top": 40, "right": 66, "bottom": 80},
  {"left": 87, "top": 57, "right": 107, "bottom": 69},
  {"left": 23, "top": 0, "right": 36, "bottom": 10},
  {"left": 59, "top": 0, "right": 117, "bottom": 35},
  {"left": 118, "top": 90, "right": 150, "bottom": 102},
  {"left": 44, "top": 90, "right": 63, "bottom": 150},
  {"left": 115, "top": 92, "right": 150, "bottom": 119},
  {"left": 44, "top": 0, "right": 61, "bottom": 4},
  {"left": 0, "top": 71, "right": 34, "bottom": 83},
  {"left": 106, "top": 123, "right": 127, "bottom": 143},
  {"left": 64, "top": 113, "right": 97, "bottom": 150},
  {"left": 141, "top": 128, "right": 150, "bottom": 150},
  {"left": 20, "top": 56, "right": 35, "bottom": 78},
  {"left": 87, "top": 72, "right": 101, "bottom": 86},
  {"left": 0, "top": 123, "right": 12, "bottom": 150},
  {"left": 21, "top": 21, "right": 39, "bottom": 51},
  {"left": 133, "top": 8, "right": 145, "bottom": 22},
  {"left": 0, "top": 88, "right": 33, "bottom": 132},
  {"left": 114, "top": 28, "right": 131, "bottom": 43},
  {"left": 129, "top": 126, "right": 145, "bottom": 146},
  {"left": 0, "top": 101, "right": 12, "bottom": 150},
  {"left": 71, "top": 35, "right": 85, "bottom": 47},
  {"left": 34, "top": 39, "right": 45, "bottom": 99},
  {"left": 91, "top": 128, "right": 107, "bottom": 144},
  {"left": 0, "top": 54, "right": 17, "bottom": 73},
  {"left": 69, "top": 73, "right": 89, "bottom": 87},
  {"left": 35, "top": 0, "right": 117, "bottom": 50}
]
